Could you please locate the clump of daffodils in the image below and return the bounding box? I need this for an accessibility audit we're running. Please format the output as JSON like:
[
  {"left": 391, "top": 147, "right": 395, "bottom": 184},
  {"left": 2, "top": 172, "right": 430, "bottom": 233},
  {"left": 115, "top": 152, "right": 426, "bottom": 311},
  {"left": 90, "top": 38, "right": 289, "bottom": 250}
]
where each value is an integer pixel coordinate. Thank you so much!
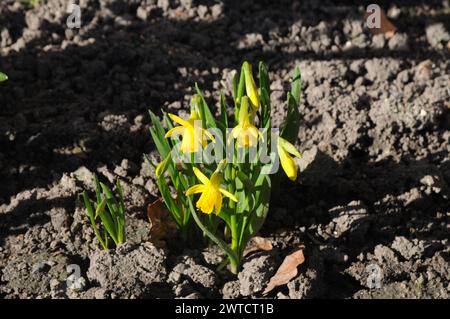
[{"left": 149, "top": 61, "right": 302, "bottom": 273}]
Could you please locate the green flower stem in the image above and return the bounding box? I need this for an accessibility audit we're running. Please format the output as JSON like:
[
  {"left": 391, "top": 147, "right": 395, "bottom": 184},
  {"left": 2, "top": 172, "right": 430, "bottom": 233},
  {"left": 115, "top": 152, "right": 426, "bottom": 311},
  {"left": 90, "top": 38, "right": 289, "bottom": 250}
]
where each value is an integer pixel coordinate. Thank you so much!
[
  {"left": 180, "top": 218, "right": 189, "bottom": 241},
  {"left": 229, "top": 252, "right": 239, "bottom": 275},
  {"left": 228, "top": 149, "right": 237, "bottom": 214},
  {"left": 180, "top": 151, "right": 197, "bottom": 240},
  {"left": 188, "top": 198, "right": 239, "bottom": 274},
  {"left": 230, "top": 214, "right": 239, "bottom": 259},
  {"left": 238, "top": 215, "right": 249, "bottom": 252},
  {"left": 228, "top": 147, "right": 241, "bottom": 273}
]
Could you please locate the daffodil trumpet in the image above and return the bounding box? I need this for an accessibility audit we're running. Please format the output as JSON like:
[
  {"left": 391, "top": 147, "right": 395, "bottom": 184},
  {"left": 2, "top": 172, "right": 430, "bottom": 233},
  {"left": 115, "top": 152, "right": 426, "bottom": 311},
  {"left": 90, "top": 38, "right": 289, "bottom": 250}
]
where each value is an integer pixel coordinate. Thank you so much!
[
  {"left": 230, "top": 96, "right": 263, "bottom": 148},
  {"left": 186, "top": 167, "right": 238, "bottom": 215},
  {"left": 149, "top": 61, "right": 302, "bottom": 274},
  {"left": 165, "top": 110, "right": 215, "bottom": 153}
]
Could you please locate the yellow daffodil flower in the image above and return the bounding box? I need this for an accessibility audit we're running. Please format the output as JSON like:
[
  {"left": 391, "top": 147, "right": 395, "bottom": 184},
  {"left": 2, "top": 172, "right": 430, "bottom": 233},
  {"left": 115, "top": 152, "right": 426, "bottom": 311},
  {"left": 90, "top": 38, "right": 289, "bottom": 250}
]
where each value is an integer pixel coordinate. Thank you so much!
[
  {"left": 230, "top": 96, "right": 263, "bottom": 148},
  {"left": 186, "top": 167, "right": 238, "bottom": 215},
  {"left": 277, "top": 136, "right": 302, "bottom": 181},
  {"left": 243, "top": 61, "right": 260, "bottom": 111},
  {"left": 165, "top": 111, "right": 214, "bottom": 153}
]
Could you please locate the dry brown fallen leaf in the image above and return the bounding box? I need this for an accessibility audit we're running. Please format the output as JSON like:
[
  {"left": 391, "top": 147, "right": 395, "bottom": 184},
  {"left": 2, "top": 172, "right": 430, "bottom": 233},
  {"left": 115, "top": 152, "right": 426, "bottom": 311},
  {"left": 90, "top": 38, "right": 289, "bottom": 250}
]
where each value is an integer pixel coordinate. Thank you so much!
[
  {"left": 147, "top": 198, "right": 177, "bottom": 246},
  {"left": 243, "top": 236, "right": 273, "bottom": 257},
  {"left": 263, "top": 245, "right": 305, "bottom": 295},
  {"left": 364, "top": 8, "right": 397, "bottom": 38}
]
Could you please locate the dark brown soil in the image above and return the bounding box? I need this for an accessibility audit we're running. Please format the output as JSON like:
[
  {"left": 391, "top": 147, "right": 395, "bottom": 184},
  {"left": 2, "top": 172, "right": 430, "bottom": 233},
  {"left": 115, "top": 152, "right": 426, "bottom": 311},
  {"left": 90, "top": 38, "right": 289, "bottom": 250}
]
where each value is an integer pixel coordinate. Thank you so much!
[{"left": 0, "top": 0, "right": 449, "bottom": 299}]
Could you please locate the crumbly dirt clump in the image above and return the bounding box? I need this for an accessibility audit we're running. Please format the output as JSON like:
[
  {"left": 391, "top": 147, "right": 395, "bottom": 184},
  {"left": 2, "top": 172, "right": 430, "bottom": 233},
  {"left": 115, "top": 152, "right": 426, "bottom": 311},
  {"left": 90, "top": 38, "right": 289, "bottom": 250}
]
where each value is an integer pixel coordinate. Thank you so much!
[{"left": 1, "top": 0, "right": 449, "bottom": 299}]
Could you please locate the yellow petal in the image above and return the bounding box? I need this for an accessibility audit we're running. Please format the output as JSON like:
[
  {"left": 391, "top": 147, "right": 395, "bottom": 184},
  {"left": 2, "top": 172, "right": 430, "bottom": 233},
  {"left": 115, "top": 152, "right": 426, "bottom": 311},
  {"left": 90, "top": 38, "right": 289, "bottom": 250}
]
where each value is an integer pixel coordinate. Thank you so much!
[
  {"left": 168, "top": 113, "right": 190, "bottom": 127},
  {"left": 164, "top": 126, "right": 184, "bottom": 138},
  {"left": 196, "top": 194, "right": 208, "bottom": 214},
  {"left": 214, "top": 192, "right": 222, "bottom": 215},
  {"left": 196, "top": 190, "right": 205, "bottom": 208},
  {"left": 248, "top": 126, "right": 259, "bottom": 138},
  {"left": 245, "top": 129, "right": 258, "bottom": 147},
  {"left": 279, "top": 137, "right": 302, "bottom": 159},
  {"left": 231, "top": 127, "right": 241, "bottom": 139},
  {"left": 181, "top": 127, "right": 196, "bottom": 152},
  {"left": 192, "top": 130, "right": 204, "bottom": 152},
  {"left": 196, "top": 190, "right": 215, "bottom": 214},
  {"left": 219, "top": 188, "right": 238, "bottom": 202},
  {"left": 192, "top": 167, "right": 210, "bottom": 185},
  {"left": 278, "top": 142, "right": 297, "bottom": 181},
  {"left": 185, "top": 184, "right": 205, "bottom": 196},
  {"left": 208, "top": 190, "right": 220, "bottom": 213}
]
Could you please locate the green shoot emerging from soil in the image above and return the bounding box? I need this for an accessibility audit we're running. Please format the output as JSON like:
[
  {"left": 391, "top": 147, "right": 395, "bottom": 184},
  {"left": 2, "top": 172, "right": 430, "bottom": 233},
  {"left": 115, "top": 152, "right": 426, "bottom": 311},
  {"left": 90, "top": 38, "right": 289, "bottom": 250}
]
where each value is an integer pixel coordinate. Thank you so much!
[{"left": 82, "top": 175, "right": 126, "bottom": 250}]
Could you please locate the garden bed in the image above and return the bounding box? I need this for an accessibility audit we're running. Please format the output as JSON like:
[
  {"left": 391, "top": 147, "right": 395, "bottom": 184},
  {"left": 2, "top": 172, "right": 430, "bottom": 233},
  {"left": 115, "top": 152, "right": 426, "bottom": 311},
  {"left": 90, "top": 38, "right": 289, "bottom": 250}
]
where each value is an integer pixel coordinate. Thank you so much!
[{"left": 0, "top": 0, "right": 449, "bottom": 298}]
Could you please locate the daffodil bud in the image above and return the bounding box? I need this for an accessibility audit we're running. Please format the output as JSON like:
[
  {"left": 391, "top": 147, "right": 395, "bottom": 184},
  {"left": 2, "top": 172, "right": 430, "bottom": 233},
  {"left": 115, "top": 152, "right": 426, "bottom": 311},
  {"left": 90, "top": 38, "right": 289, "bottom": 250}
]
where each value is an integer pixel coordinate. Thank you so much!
[
  {"left": 155, "top": 155, "right": 170, "bottom": 177},
  {"left": 277, "top": 136, "right": 302, "bottom": 181},
  {"left": 243, "top": 62, "right": 260, "bottom": 110}
]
